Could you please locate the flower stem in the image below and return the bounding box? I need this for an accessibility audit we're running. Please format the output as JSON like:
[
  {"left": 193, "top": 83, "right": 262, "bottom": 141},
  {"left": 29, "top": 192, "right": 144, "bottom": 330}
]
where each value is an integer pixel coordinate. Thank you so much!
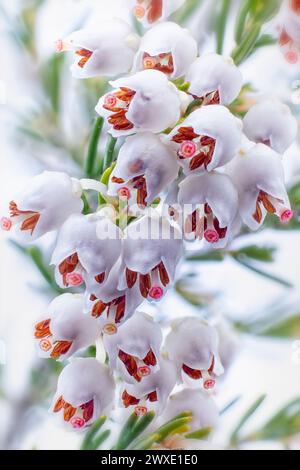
[
  {"left": 216, "top": 0, "right": 232, "bottom": 54},
  {"left": 102, "top": 135, "right": 117, "bottom": 176},
  {"left": 85, "top": 116, "right": 104, "bottom": 178},
  {"left": 231, "top": 23, "right": 261, "bottom": 65}
]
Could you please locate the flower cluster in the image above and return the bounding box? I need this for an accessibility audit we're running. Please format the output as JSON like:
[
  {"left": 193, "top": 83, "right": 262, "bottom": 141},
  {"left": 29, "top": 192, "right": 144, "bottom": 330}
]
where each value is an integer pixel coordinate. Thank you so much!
[{"left": 2, "top": 0, "right": 298, "bottom": 439}]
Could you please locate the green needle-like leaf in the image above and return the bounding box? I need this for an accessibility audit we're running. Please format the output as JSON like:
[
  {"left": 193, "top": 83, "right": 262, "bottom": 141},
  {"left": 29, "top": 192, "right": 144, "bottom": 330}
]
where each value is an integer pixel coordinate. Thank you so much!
[{"left": 230, "top": 394, "right": 267, "bottom": 445}]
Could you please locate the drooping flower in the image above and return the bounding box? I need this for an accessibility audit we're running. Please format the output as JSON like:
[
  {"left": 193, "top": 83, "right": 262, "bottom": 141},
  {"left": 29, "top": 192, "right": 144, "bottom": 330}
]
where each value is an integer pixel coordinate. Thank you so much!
[
  {"left": 121, "top": 358, "right": 177, "bottom": 416},
  {"left": 34, "top": 293, "right": 99, "bottom": 361},
  {"left": 56, "top": 19, "right": 140, "bottom": 79},
  {"left": 85, "top": 258, "right": 143, "bottom": 335},
  {"left": 243, "top": 100, "right": 298, "bottom": 153},
  {"left": 51, "top": 358, "right": 115, "bottom": 430},
  {"left": 1, "top": 172, "right": 83, "bottom": 242},
  {"left": 278, "top": 0, "right": 300, "bottom": 64},
  {"left": 165, "top": 318, "right": 224, "bottom": 390},
  {"left": 129, "top": 0, "right": 186, "bottom": 27},
  {"left": 104, "top": 311, "right": 162, "bottom": 383},
  {"left": 51, "top": 212, "right": 122, "bottom": 288},
  {"left": 186, "top": 54, "right": 243, "bottom": 105},
  {"left": 95, "top": 70, "right": 190, "bottom": 137},
  {"left": 133, "top": 22, "right": 197, "bottom": 79},
  {"left": 119, "top": 212, "right": 183, "bottom": 302},
  {"left": 177, "top": 172, "right": 239, "bottom": 248},
  {"left": 228, "top": 143, "right": 293, "bottom": 230},
  {"left": 168, "top": 105, "right": 242, "bottom": 174},
  {"left": 108, "top": 132, "right": 179, "bottom": 206}
]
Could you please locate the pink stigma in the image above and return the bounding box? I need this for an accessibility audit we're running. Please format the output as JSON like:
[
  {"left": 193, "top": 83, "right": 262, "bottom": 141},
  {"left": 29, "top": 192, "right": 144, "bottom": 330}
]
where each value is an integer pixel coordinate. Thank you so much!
[
  {"left": 0, "top": 217, "right": 12, "bottom": 231},
  {"left": 180, "top": 141, "right": 197, "bottom": 159},
  {"left": 204, "top": 229, "right": 219, "bottom": 244},
  {"left": 138, "top": 365, "right": 151, "bottom": 377},
  {"left": 280, "top": 209, "right": 294, "bottom": 223},
  {"left": 70, "top": 417, "right": 85, "bottom": 429},
  {"left": 285, "top": 51, "right": 299, "bottom": 64},
  {"left": 104, "top": 94, "right": 117, "bottom": 109},
  {"left": 66, "top": 272, "right": 84, "bottom": 286},
  {"left": 204, "top": 378, "right": 216, "bottom": 390},
  {"left": 118, "top": 187, "right": 131, "bottom": 200},
  {"left": 149, "top": 286, "right": 164, "bottom": 300},
  {"left": 56, "top": 39, "right": 64, "bottom": 53},
  {"left": 103, "top": 323, "right": 117, "bottom": 335},
  {"left": 133, "top": 5, "right": 145, "bottom": 19},
  {"left": 143, "top": 57, "right": 156, "bottom": 69},
  {"left": 135, "top": 405, "right": 147, "bottom": 417}
]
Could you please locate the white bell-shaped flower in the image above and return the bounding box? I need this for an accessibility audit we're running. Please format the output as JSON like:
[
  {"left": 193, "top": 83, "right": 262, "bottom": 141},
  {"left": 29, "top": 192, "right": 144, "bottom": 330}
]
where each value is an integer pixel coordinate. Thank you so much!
[
  {"left": 34, "top": 293, "right": 99, "bottom": 361},
  {"left": 51, "top": 213, "right": 122, "bottom": 288},
  {"left": 108, "top": 132, "right": 179, "bottom": 206},
  {"left": 165, "top": 317, "right": 224, "bottom": 391},
  {"left": 119, "top": 212, "right": 183, "bottom": 302},
  {"left": 1, "top": 172, "right": 83, "bottom": 242},
  {"left": 96, "top": 70, "right": 189, "bottom": 137},
  {"left": 121, "top": 358, "right": 177, "bottom": 416},
  {"left": 279, "top": 1, "right": 300, "bottom": 63},
  {"left": 56, "top": 20, "right": 140, "bottom": 79},
  {"left": 133, "top": 22, "right": 197, "bottom": 79},
  {"left": 129, "top": 0, "right": 186, "bottom": 27},
  {"left": 243, "top": 100, "right": 298, "bottom": 154},
  {"left": 186, "top": 54, "right": 243, "bottom": 105},
  {"left": 104, "top": 311, "right": 163, "bottom": 384},
  {"left": 228, "top": 143, "right": 293, "bottom": 230},
  {"left": 168, "top": 105, "right": 242, "bottom": 174},
  {"left": 177, "top": 172, "right": 239, "bottom": 248},
  {"left": 51, "top": 358, "right": 115, "bottom": 430},
  {"left": 85, "top": 258, "right": 144, "bottom": 335},
  {"left": 161, "top": 389, "right": 219, "bottom": 432}
]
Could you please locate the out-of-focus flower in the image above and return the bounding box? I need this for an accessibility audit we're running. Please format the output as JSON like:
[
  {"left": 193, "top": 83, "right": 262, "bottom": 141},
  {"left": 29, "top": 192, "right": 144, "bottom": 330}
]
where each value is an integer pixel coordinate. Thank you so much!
[
  {"left": 34, "top": 294, "right": 99, "bottom": 361},
  {"left": 216, "top": 320, "right": 239, "bottom": 372},
  {"left": 177, "top": 172, "right": 239, "bottom": 248},
  {"left": 186, "top": 54, "right": 243, "bottom": 105},
  {"left": 228, "top": 143, "right": 293, "bottom": 230},
  {"left": 243, "top": 100, "right": 298, "bottom": 153},
  {"left": 85, "top": 259, "right": 143, "bottom": 335},
  {"left": 108, "top": 132, "right": 179, "bottom": 206},
  {"left": 133, "top": 22, "right": 197, "bottom": 79},
  {"left": 168, "top": 105, "right": 242, "bottom": 174},
  {"left": 129, "top": 0, "right": 186, "bottom": 27},
  {"left": 104, "top": 311, "right": 162, "bottom": 383},
  {"left": 121, "top": 358, "right": 177, "bottom": 416},
  {"left": 51, "top": 213, "right": 122, "bottom": 288},
  {"left": 51, "top": 358, "right": 115, "bottom": 430},
  {"left": 0, "top": 172, "right": 83, "bottom": 242},
  {"left": 96, "top": 70, "right": 190, "bottom": 137},
  {"left": 165, "top": 318, "right": 224, "bottom": 390},
  {"left": 119, "top": 212, "right": 183, "bottom": 302},
  {"left": 278, "top": 0, "right": 300, "bottom": 64},
  {"left": 56, "top": 20, "right": 140, "bottom": 79}
]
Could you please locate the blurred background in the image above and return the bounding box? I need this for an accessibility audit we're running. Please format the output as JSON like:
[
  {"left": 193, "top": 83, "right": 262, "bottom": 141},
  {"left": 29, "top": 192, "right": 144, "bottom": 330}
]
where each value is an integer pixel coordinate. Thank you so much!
[{"left": 0, "top": 0, "right": 300, "bottom": 450}]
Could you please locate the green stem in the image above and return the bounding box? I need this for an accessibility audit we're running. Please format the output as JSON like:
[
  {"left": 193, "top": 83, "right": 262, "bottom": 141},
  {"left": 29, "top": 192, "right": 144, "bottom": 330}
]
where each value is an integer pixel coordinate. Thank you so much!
[
  {"left": 233, "top": 256, "right": 293, "bottom": 288},
  {"left": 85, "top": 116, "right": 104, "bottom": 177},
  {"left": 216, "top": 0, "right": 231, "bottom": 54},
  {"left": 102, "top": 135, "right": 117, "bottom": 176},
  {"left": 80, "top": 416, "right": 106, "bottom": 450},
  {"left": 231, "top": 23, "right": 261, "bottom": 65},
  {"left": 234, "top": 0, "right": 251, "bottom": 43}
]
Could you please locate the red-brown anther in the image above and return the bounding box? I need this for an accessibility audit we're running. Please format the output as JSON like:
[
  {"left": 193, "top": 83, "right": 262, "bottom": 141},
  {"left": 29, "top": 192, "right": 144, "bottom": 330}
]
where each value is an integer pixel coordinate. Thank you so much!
[
  {"left": 20, "top": 213, "right": 40, "bottom": 234},
  {"left": 63, "top": 403, "right": 77, "bottom": 422},
  {"left": 253, "top": 200, "right": 263, "bottom": 224},
  {"left": 157, "top": 261, "right": 170, "bottom": 287},
  {"left": 132, "top": 175, "right": 148, "bottom": 206},
  {"left": 148, "top": 0, "right": 163, "bottom": 23},
  {"left": 290, "top": 0, "right": 300, "bottom": 13},
  {"left": 114, "top": 296, "right": 126, "bottom": 324},
  {"left": 122, "top": 390, "right": 140, "bottom": 407},
  {"left": 182, "top": 364, "right": 202, "bottom": 380},
  {"left": 147, "top": 390, "right": 158, "bottom": 402},
  {"left": 76, "top": 48, "right": 93, "bottom": 68},
  {"left": 34, "top": 319, "right": 51, "bottom": 339},
  {"left": 139, "top": 273, "right": 151, "bottom": 298},
  {"left": 143, "top": 52, "right": 174, "bottom": 74},
  {"left": 81, "top": 399, "right": 94, "bottom": 422},
  {"left": 105, "top": 87, "right": 136, "bottom": 131},
  {"left": 213, "top": 218, "right": 228, "bottom": 240},
  {"left": 92, "top": 300, "right": 107, "bottom": 318},
  {"left": 253, "top": 190, "right": 276, "bottom": 223},
  {"left": 90, "top": 294, "right": 97, "bottom": 301},
  {"left": 59, "top": 253, "right": 78, "bottom": 275},
  {"left": 143, "top": 349, "right": 157, "bottom": 367},
  {"left": 205, "top": 90, "right": 220, "bottom": 105},
  {"left": 118, "top": 350, "right": 141, "bottom": 382},
  {"left": 53, "top": 395, "right": 65, "bottom": 412},
  {"left": 50, "top": 340, "right": 73, "bottom": 359},
  {"left": 95, "top": 272, "right": 105, "bottom": 284},
  {"left": 279, "top": 29, "right": 291, "bottom": 46},
  {"left": 172, "top": 127, "right": 199, "bottom": 144},
  {"left": 111, "top": 176, "right": 125, "bottom": 184},
  {"left": 126, "top": 268, "right": 138, "bottom": 288}
]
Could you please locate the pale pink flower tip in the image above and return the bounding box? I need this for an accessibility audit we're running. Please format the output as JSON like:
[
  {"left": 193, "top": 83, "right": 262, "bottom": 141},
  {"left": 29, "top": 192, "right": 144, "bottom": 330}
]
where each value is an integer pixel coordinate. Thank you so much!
[
  {"left": 204, "top": 229, "right": 220, "bottom": 244},
  {"left": 204, "top": 378, "right": 216, "bottom": 390},
  {"left": 149, "top": 286, "right": 164, "bottom": 300},
  {"left": 180, "top": 141, "right": 197, "bottom": 159},
  {"left": 65, "top": 272, "right": 84, "bottom": 286},
  {"left": 118, "top": 187, "right": 131, "bottom": 200},
  {"left": 138, "top": 365, "right": 151, "bottom": 377},
  {"left": 0, "top": 217, "right": 12, "bottom": 231},
  {"left": 71, "top": 417, "right": 85, "bottom": 429},
  {"left": 280, "top": 209, "right": 294, "bottom": 223},
  {"left": 285, "top": 51, "right": 299, "bottom": 64}
]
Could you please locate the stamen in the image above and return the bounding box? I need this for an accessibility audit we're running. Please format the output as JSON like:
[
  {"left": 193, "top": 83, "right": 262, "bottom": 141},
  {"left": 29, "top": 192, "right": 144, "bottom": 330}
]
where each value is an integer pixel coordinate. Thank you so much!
[
  {"left": 118, "top": 350, "right": 140, "bottom": 382},
  {"left": 65, "top": 272, "right": 84, "bottom": 286},
  {"left": 122, "top": 390, "right": 140, "bottom": 407},
  {"left": 81, "top": 399, "right": 94, "bottom": 422},
  {"left": 34, "top": 319, "right": 51, "bottom": 339},
  {"left": 63, "top": 403, "right": 76, "bottom": 422},
  {"left": 143, "top": 349, "right": 157, "bottom": 366},
  {"left": 149, "top": 286, "right": 164, "bottom": 300},
  {"left": 0, "top": 217, "right": 12, "bottom": 231},
  {"left": 126, "top": 268, "right": 138, "bottom": 288},
  {"left": 92, "top": 300, "right": 107, "bottom": 318},
  {"left": 95, "top": 272, "right": 105, "bottom": 284},
  {"left": 147, "top": 391, "right": 158, "bottom": 402},
  {"left": 103, "top": 323, "right": 117, "bottom": 335},
  {"left": 50, "top": 340, "right": 73, "bottom": 359},
  {"left": 182, "top": 363, "right": 202, "bottom": 380},
  {"left": 139, "top": 273, "right": 151, "bottom": 298},
  {"left": 53, "top": 396, "right": 65, "bottom": 412},
  {"left": 70, "top": 417, "right": 85, "bottom": 429},
  {"left": 135, "top": 405, "right": 148, "bottom": 417}
]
